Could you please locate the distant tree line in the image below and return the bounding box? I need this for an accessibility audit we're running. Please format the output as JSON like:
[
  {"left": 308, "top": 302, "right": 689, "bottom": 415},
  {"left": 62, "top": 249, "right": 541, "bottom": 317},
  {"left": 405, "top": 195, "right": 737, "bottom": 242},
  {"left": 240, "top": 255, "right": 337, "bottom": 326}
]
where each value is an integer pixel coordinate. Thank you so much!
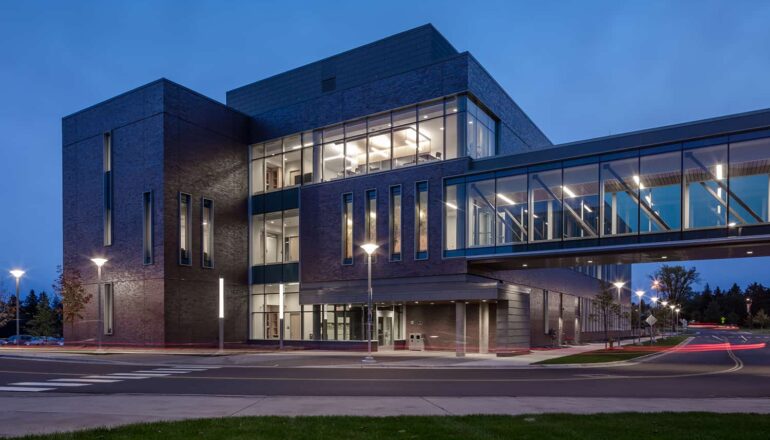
[
  {"left": 0, "top": 287, "right": 62, "bottom": 338},
  {"left": 633, "top": 264, "right": 770, "bottom": 329}
]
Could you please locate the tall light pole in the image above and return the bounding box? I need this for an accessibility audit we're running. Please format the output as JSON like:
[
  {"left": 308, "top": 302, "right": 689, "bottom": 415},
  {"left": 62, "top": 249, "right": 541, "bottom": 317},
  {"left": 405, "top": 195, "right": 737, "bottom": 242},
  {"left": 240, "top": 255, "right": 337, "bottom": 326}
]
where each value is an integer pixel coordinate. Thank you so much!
[
  {"left": 278, "top": 283, "right": 284, "bottom": 350},
  {"left": 675, "top": 307, "right": 681, "bottom": 331},
  {"left": 635, "top": 290, "right": 645, "bottom": 344},
  {"left": 9, "top": 270, "right": 25, "bottom": 345},
  {"left": 613, "top": 281, "right": 625, "bottom": 347},
  {"left": 669, "top": 304, "right": 676, "bottom": 332},
  {"left": 361, "top": 243, "right": 379, "bottom": 364},
  {"left": 218, "top": 277, "right": 224, "bottom": 352},
  {"left": 90, "top": 258, "right": 108, "bottom": 351}
]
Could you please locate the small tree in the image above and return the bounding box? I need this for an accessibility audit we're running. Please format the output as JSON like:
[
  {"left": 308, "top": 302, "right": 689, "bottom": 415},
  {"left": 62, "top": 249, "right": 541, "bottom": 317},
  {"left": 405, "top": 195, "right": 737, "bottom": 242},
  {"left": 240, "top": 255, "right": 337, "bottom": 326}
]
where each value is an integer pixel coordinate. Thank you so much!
[
  {"left": 52, "top": 265, "right": 91, "bottom": 337},
  {"left": 0, "top": 292, "right": 13, "bottom": 331},
  {"left": 592, "top": 281, "right": 621, "bottom": 348},
  {"left": 755, "top": 309, "right": 770, "bottom": 330}
]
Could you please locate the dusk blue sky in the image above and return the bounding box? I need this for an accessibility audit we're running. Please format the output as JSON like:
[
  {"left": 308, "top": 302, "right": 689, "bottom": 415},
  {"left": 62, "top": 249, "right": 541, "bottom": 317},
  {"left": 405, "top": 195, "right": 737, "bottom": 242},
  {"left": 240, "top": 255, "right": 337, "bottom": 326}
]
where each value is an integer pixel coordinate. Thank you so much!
[{"left": 2, "top": 1, "right": 770, "bottom": 296}]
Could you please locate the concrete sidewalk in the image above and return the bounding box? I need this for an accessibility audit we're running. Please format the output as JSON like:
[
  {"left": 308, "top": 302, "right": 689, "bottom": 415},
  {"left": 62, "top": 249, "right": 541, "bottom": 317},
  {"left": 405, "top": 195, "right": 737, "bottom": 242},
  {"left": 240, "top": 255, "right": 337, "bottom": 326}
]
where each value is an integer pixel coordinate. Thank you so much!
[
  {"left": 0, "top": 338, "right": 644, "bottom": 369},
  {"left": 1, "top": 393, "right": 768, "bottom": 437}
]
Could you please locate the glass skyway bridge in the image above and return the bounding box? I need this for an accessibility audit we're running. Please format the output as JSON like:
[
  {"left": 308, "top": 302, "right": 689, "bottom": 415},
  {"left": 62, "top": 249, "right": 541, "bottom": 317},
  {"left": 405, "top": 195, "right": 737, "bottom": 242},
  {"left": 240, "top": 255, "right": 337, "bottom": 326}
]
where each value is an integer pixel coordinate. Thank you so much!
[{"left": 444, "top": 121, "right": 770, "bottom": 267}]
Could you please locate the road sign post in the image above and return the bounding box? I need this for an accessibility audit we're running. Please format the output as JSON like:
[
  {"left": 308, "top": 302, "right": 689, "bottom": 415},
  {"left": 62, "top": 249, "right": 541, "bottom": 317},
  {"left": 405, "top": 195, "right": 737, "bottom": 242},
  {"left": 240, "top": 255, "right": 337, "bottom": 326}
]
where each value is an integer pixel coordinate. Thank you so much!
[{"left": 646, "top": 315, "right": 658, "bottom": 345}]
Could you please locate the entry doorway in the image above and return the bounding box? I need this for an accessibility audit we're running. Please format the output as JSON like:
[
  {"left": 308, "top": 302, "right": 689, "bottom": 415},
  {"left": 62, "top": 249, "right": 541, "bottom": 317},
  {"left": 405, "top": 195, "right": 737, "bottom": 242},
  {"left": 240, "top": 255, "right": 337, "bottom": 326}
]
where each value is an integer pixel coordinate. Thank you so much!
[{"left": 377, "top": 309, "right": 394, "bottom": 350}]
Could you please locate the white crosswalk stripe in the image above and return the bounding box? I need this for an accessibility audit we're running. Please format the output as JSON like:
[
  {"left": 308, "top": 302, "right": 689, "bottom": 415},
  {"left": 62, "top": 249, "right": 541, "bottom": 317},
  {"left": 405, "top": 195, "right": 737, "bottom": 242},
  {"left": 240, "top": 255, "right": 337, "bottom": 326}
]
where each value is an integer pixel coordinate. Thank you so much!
[
  {"left": 0, "top": 386, "right": 54, "bottom": 392},
  {"left": 10, "top": 382, "right": 89, "bottom": 387},
  {"left": 109, "top": 373, "right": 170, "bottom": 377},
  {"left": 50, "top": 378, "right": 121, "bottom": 383},
  {"left": 86, "top": 375, "right": 148, "bottom": 380}
]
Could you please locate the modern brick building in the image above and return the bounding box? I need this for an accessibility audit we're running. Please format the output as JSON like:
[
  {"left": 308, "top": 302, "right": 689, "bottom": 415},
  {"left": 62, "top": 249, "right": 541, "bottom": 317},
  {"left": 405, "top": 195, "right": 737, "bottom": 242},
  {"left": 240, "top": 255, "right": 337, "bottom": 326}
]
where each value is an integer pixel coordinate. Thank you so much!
[{"left": 63, "top": 25, "right": 647, "bottom": 352}]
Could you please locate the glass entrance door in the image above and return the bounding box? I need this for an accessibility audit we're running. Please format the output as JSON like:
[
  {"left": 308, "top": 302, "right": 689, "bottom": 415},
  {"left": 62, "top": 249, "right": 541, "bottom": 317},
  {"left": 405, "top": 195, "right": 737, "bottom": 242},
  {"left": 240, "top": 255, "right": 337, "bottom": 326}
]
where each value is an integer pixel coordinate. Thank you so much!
[{"left": 377, "top": 309, "right": 394, "bottom": 350}]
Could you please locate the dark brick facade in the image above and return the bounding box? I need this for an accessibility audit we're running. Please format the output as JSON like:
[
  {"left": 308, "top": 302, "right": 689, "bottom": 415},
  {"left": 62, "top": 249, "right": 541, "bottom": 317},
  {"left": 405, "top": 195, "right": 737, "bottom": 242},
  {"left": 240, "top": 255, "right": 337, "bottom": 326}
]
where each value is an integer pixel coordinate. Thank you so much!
[{"left": 63, "top": 80, "right": 251, "bottom": 345}]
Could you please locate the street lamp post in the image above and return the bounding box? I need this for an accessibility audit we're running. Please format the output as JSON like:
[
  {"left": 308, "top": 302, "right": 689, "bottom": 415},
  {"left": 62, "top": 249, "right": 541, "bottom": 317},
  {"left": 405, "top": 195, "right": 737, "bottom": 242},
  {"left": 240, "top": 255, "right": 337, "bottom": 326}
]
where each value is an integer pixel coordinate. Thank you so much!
[
  {"left": 675, "top": 307, "right": 681, "bottom": 331},
  {"left": 635, "top": 290, "right": 645, "bottom": 345},
  {"left": 612, "top": 281, "right": 625, "bottom": 348},
  {"left": 361, "top": 243, "right": 379, "bottom": 364},
  {"left": 669, "top": 304, "right": 676, "bottom": 333},
  {"left": 9, "top": 270, "right": 25, "bottom": 345},
  {"left": 90, "top": 258, "right": 108, "bottom": 351}
]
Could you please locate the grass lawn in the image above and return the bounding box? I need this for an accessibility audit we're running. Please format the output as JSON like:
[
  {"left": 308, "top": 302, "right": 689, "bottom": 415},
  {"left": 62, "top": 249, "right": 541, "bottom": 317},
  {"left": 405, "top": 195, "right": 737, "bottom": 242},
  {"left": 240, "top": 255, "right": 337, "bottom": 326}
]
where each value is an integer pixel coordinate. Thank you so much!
[
  {"left": 534, "top": 335, "right": 688, "bottom": 365},
  {"left": 18, "top": 414, "right": 770, "bottom": 439}
]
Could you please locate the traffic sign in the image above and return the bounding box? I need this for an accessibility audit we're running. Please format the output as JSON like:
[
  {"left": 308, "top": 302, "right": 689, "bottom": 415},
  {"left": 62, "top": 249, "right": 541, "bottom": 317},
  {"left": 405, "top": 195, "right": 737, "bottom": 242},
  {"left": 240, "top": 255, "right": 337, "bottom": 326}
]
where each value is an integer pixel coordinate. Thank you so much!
[{"left": 646, "top": 315, "right": 658, "bottom": 326}]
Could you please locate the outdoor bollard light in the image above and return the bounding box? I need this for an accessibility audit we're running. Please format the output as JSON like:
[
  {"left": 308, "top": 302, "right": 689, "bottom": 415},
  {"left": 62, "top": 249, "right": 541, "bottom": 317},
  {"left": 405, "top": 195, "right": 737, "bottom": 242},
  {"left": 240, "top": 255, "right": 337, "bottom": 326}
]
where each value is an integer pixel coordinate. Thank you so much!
[
  {"left": 9, "top": 270, "right": 25, "bottom": 345},
  {"left": 218, "top": 277, "right": 224, "bottom": 352},
  {"left": 635, "top": 290, "right": 645, "bottom": 344},
  {"left": 90, "top": 258, "right": 108, "bottom": 351},
  {"left": 613, "top": 281, "right": 625, "bottom": 348},
  {"left": 361, "top": 243, "right": 379, "bottom": 364},
  {"left": 279, "top": 283, "right": 285, "bottom": 350}
]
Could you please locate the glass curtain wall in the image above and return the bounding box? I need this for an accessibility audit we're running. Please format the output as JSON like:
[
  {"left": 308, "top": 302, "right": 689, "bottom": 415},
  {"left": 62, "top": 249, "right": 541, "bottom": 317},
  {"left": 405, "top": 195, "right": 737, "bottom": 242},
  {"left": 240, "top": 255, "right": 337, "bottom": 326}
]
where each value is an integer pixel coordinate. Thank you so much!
[
  {"left": 563, "top": 164, "right": 599, "bottom": 239},
  {"left": 601, "top": 158, "right": 639, "bottom": 236},
  {"left": 250, "top": 210, "right": 300, "bottom": 267},
  {"left": 496, "top": 174, "right": 527, "bottom": 244},
  {"left": 684, "top": 145, "right": 728, "bottom": 229},
  {"left": 466, "top": 100, "right": 496, "bottom": 159},
  {"left": 640, "top": 151, "right": 681, "bottom": 233},
  {"left": 443, "top": 132, "right": 770, "bottom": 254},
  {"left": 728, "top": 137, "right": 770, "bottom": 226},
  {"left": 251, "top": 133, "right": 313, "bottom": 194}
]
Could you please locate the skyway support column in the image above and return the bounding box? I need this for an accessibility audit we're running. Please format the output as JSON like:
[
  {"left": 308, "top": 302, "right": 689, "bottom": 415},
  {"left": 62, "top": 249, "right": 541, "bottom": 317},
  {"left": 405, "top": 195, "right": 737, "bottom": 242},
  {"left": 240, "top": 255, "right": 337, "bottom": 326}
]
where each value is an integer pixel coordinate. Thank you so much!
[{"left": 455, "top": 302, "right": 466, "bottom": 357}]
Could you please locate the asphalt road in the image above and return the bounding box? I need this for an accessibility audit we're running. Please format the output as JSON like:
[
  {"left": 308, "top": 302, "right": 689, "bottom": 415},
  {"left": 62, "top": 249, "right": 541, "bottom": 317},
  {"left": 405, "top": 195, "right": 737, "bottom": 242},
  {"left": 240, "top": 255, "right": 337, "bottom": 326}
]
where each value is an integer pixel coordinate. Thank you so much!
[{"left": 0, "top": 330, "right": 768, "bottom": 398}]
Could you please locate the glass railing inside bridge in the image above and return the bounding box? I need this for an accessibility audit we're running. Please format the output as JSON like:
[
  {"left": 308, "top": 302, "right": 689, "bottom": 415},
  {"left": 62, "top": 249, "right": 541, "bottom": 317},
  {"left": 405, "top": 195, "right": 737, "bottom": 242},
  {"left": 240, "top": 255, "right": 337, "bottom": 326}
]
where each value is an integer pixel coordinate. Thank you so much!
[{"left": 444, "top": 131, "right": 770, "bottom": 256}]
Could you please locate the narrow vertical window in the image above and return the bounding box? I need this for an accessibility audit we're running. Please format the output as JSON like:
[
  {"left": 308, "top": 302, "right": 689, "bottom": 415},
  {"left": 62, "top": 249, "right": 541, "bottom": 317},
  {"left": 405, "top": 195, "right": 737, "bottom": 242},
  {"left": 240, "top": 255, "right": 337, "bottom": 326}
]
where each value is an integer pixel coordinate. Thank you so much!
[
  {"left": 342, "top": 193, "right": 353, "bottom": 264},
  {"left": 365, "top": 190, "right": 377, "bottom": 244},
  {"left": 415, "top": 181, "right": 429, "bottom": 259},
  {"left": 103, "top": 283, "right": 114, "bottom": 335},
  {"left": 103, "top": 132, "right": 113, "bottom": 246},
  {"left": 179, "top": 193, "right": 192, "bottom": 265},
  {"left": 142, "top": 192, "right": 153, "bottom": 265},
  {"left": 202, "top": 198, "right": 214, "bottom": 268},
  {"left": 389, "top": 186, "right": 402, "bottom": 261}
]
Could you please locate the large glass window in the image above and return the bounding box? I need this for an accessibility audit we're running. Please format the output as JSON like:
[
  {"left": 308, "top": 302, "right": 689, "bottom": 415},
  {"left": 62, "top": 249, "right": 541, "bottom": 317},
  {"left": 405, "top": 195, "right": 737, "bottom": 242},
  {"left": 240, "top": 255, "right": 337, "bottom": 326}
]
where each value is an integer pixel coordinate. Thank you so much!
[
  {"left": 367, "top": 131, "right": 391, "bottom": 173},
  {"left": 323, "top": 141, "right": 345, "bottom": 182},
  {"left": 392, "top": 125, "right": 418, "bottom": 168},
  {"left": 250, "top": 155, "right": 264, "bottom": 195},
  {"left": 415, "top": 182, "right": 429, "bottom": 259},
  {"left": 418, "top": 116, "right": 444, "bottom": 163},
  {"left": 103, "top": 132, "right": 113, "bottom": 246},
  {"left": 143, "top": 191, "right": 153, "bottom": 265},
  {"left": 444, "top": 184, "right": 463, "bottom": 250},
  {"left": 684, "top": 145, "right": 727, "bottom": 229},
  {"left": 342, "top": 193, "right": 353, "bottom": 264},
  {"left": 496, "top": 174, "right": 527, "bottom": 244},
  {"left": 640, "top": 151, "right": 682, "bottom": 233},
  {"left": 365, "top": 190, "right": 376, "bottom": 244},
  {"left": 202, "top": 198, "right": 213, "bottom": 268},
  {"left": 466, "top": 100, "right": 496, "bottom": 159},
  {"left": 265, "top": 153, "right": 283, "bottom": 191},
  {"left": 389, "top": 186, "right": 402, "bottom": 260},
  {"left": 179, "top": 193, "right": 192, "bottom": 265},
  {"left": 728, "top": 137, "right": 770, "bottom": 226},
  {"left": 563, "top": 164, "right": 599, "bottom": 239},
  {"left": 529, "top": 169, "right": 562, "bottom": 241},
  {"left": 283, "top": 149, "right": 302, "bottom": 188},
  {"left": 345, "top": 136, "right": 367, "bottom": 177},
  {"left": 265, "top": 211, "right": 283, "bottom": 264},
  {"left": 283, "top": 209, "right": 299, "bottom": 262},
  {"left": 251, "top": 214, "right": 264, "bottom": 266},
  {"left": 601, "top": 158, "right": 639, "bottom": 236},
  {"left": 467, "top": 179, "right": 495, "bottom": 247}
]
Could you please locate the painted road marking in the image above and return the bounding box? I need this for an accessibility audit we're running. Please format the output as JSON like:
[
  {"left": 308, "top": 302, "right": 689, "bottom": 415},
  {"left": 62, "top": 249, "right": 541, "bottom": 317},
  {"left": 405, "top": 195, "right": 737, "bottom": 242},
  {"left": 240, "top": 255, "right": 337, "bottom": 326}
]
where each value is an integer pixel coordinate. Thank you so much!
[
  {"left": 0, "top": 386, "right": 54, "bottom": 392},
  {"left": 10, "top": 382, "right": 89, "bottom": 387},
  {"left": 141, "top": 369, "right": 199, "bottom": 373},
  {"left": 50, "top": 378, "right": 121, "bottom": 383},
  {"left": 86, "top": 375, "right": 148, "bottom": 380},
  {"left": 109, "top": 373, "right": 170, "bottom": 377}
]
